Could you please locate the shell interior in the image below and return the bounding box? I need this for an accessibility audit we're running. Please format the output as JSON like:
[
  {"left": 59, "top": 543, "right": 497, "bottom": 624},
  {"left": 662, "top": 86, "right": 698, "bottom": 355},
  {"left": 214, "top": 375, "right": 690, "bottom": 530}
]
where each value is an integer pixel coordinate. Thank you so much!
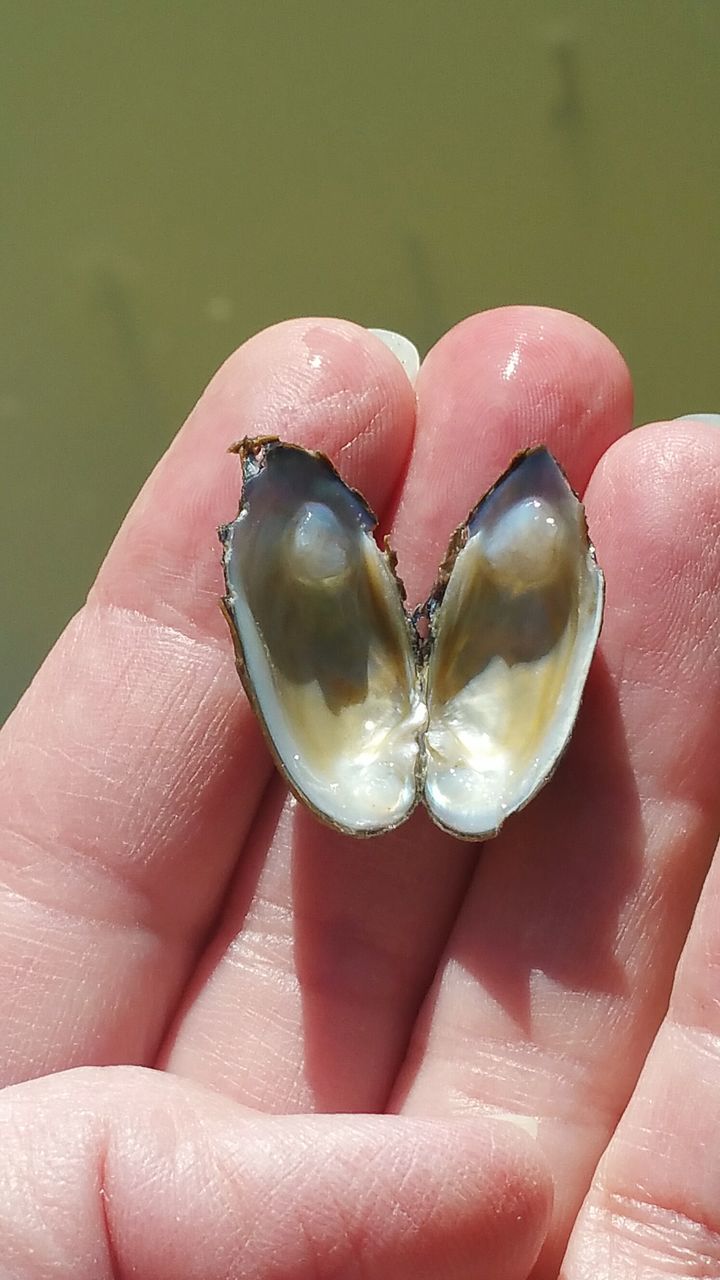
[
  {"left": 423, "top": 450, "right": 603, "bottom": 837},
  {"left": 220, "top": 440, "right": 604, "bottom": 838}
]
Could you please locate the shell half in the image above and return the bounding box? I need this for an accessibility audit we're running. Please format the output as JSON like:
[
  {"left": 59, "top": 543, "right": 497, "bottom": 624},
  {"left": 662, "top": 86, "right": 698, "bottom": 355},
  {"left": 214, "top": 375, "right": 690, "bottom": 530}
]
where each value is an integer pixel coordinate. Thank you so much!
[
  {"left": 423, "top": 449, "right": 604, "bottom": 838},
  {"left": 220, "top": 439, "right": 603, "bottom": 839},
  {"left": 219, "top": 440, "right": 426, "bottom": 834}
]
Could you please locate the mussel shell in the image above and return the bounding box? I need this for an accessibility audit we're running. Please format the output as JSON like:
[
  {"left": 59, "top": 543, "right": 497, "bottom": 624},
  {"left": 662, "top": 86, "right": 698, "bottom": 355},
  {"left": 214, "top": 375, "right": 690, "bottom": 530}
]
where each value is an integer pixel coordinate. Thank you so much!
[
  {"left": 423, "top": 448, "right": 604, "bottom": 838},
  {"left": 220, "top": 439, "right": 603, "bottom": 840},
  {"left": 220, "top": 439, "right": 424, "bottom": 835}
]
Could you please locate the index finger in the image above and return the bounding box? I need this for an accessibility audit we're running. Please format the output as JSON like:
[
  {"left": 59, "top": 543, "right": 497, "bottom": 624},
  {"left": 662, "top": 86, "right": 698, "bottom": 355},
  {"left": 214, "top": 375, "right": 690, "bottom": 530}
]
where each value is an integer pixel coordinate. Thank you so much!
[{"left": 0, "top": 318, "right": 416, "bottom": 1085}]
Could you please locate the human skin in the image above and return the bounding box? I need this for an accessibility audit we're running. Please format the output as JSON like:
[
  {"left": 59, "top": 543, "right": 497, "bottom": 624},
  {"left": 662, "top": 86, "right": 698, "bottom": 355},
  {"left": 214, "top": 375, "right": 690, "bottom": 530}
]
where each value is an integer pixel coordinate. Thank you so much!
[{"left": 0, "top": 307, "right": 718, "bottom": 1279}]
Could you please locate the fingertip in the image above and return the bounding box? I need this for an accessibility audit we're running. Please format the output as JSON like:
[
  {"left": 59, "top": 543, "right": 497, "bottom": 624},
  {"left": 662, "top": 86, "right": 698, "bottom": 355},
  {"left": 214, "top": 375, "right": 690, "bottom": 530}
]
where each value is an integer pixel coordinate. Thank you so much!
[
  {"left": 417, "top": 306, "right": 633, "bottom": 492},
  {"left": 585, "top": 417, "right": 720, "bottom": 628},
  {"left": 586, "top": 418, "right": 720, "bottom": 552},
  {"left": 583, "top": 417, "right": 720, "bottom": 816},
  {"left": 452, "top": 1114, "right": 554, "bottom": 1239},
  {"left": 93, "top": 316, "right": 417, "bottom": 641},
  {"left": 349, "top": 1115, "right": 553, "bottom": 1280},
  {"left": 393, "top": 305, "right": 633, "bottom": 604},
  {"left": 206, "top": 316, "right": 417, "bottom": 463}
]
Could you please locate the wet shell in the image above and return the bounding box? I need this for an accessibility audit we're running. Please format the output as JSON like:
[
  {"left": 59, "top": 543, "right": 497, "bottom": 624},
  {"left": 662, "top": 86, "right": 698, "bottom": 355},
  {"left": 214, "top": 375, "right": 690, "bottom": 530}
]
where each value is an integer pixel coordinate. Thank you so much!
[{"left": 219, "top": 438, "right": 603, "bottom": 839}]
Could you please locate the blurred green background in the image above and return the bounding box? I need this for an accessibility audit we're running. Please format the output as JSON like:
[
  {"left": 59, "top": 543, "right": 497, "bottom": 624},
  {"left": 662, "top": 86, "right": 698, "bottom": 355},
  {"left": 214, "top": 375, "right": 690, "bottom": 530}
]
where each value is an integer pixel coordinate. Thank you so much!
[{"left": 2, "top": 1, "right": 719, "bottom": 722}]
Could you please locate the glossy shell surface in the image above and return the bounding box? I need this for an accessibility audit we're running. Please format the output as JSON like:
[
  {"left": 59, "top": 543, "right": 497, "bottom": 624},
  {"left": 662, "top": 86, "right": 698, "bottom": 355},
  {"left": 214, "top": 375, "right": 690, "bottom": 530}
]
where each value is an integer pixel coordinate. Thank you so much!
[
  {"left": 220, "top": 438, "right": 603, "bottom": 839},
  {"left": 423, "top": 449, "right": 604, "bottom": 836},
  {"left": 220, "top": 441, "right": 425, "bottom": 833}
]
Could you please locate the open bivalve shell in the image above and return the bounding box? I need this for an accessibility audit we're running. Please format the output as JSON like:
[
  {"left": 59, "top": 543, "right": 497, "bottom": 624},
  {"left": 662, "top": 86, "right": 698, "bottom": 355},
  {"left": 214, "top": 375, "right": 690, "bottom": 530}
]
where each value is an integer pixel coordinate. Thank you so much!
[{"left": 219, "top": 438, "right": 604, "bottom": 839}]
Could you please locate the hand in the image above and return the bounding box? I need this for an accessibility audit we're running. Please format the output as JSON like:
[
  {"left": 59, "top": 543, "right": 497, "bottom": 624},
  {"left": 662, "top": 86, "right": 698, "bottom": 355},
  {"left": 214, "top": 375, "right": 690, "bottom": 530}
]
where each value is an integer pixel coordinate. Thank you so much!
[{"left": 0, "top": 309, "right": 717, "bottom": 1279}]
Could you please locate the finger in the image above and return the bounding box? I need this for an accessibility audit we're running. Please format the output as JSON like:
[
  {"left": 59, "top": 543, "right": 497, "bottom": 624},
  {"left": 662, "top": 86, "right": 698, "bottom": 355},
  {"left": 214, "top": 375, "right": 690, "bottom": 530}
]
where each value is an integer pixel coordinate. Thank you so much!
[
  {"left": 394, "top": 419, "right": 720, "bottom": 1278},
  {"left": 165, "top": 307, "right": 633, "bottom": 1112},
  {"left": 392, "top": 304, "right": 633, "bottom": 604},
  {"left": 0, "top": 1066, "right": 551, "bottom": 1280},
  {"left": 0, "top": 319, "right": 416, "bottom": 1085},
  {"left": 563, "top": 841, "right": 720, "bottom": 1277}
]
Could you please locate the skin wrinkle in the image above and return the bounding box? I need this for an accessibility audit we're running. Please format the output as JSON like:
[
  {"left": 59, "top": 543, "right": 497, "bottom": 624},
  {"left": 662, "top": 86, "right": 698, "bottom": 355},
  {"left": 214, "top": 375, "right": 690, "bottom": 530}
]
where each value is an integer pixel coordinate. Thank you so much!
[
  {"left": 11, "top": 956, "right": 167, "bottom": 1089},
  {"left": 0, "top": 865, "right": 149, "bottom": 937},
  {"left": 87, "top": 596, "right": 229, "bottom": 669},
  {"left": 98, "top": 1137, "right": 122, "bottom": 1280},
  {"left": 261, "top": 388, "right": 387, "bottom": 462},
  {"left": 668, "top": 1021, "right": 720, "bottom": 1070},
  {"left": 1, "top": 607, "right": 255, "bottom": 938},
  {"left": 565, "top": 932, "right": 720, "bottom": 1264},
  {"left": 590, "top": 1193, "right": 720, "bottom": 1272},
  {"left": 3, "top": 963, "right": 160, "bottom": 1085},
  {"left": 337, "top": 399, "right": 395, "bottom": 467},
  {"left": 411, "top": 1035, "right": 618, "bottom": 1128},
  {"left": 6, "top": 608, "right": 234, "bottom": 764},
  {"left": 215, "top": 349, "right": 390, "bottom": 437},
  {"left": 224, "top": 914, "right": 299, "bottom": 974},
  {"left": 682, "top": 970, "right": 720, "bottom": 1025},
  {"left": 151, "top": 767, "right": 286, "bottom": 1070},
  {"left": 0, "top": 733, "right": 235, "bottom": 943},
  {"left": 225, "top": 934, "right": 301, "bottom": 992},
  {"left": 220, "top": 890, "right": 440, "bottom": 1111},
  {"left": 295, "top": 1169, "right": 373, "bottom": 1280},
  {"left": 0, "top": 1096, "right": 88, "bottom": 1270},
  {"left": 200, "top": 1110, "right": 512, "bottom": 1280}
]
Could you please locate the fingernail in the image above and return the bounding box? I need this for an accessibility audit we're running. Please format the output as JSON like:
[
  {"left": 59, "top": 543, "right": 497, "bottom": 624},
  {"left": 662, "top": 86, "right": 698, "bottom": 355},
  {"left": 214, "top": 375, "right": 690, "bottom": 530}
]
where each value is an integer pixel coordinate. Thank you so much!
[
  {"left": 491, "top": 1110, "right": 540, "bottom": 1140},
  {"left": 368, "top": 328, "right": 421, "bottom": 387},
  {"left": 676, "top": 413, "right": 720, "bottom": 426}
]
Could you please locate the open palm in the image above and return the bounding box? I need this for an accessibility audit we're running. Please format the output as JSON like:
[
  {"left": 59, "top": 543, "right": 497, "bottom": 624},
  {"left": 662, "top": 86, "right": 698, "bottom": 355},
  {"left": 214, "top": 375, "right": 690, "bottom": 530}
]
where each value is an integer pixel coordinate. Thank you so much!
[{"left": 1, "top": 308, "right": 718, "bottom": 1280}]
